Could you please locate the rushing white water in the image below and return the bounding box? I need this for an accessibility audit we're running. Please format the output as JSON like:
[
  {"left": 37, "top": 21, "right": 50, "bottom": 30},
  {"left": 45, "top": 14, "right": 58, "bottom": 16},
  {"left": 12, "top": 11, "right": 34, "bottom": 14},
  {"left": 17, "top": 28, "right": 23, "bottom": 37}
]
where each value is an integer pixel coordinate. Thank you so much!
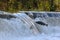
[
  {"left": 0, "top": 12, "right": 60, "bottom": 40},
  {"left": 34, "top": 12, "right": 60, "bottom": 34}
]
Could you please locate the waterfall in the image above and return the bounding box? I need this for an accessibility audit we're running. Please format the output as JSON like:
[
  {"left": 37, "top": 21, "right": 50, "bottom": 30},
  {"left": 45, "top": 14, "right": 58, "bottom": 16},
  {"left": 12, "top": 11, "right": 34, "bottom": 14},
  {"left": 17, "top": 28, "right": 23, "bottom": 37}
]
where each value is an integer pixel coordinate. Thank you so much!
[
  {"left": 13, "top": 13, "right": 40, "bottom": 35},
  {"left": 0, "top": 13, "right": 41, "bottom": 38},
  {"left": 0, "top": 11, "right": 60, "bottom": 40},
  {"left": 33, "top": 12, "right": 60, "bottom": 34}
]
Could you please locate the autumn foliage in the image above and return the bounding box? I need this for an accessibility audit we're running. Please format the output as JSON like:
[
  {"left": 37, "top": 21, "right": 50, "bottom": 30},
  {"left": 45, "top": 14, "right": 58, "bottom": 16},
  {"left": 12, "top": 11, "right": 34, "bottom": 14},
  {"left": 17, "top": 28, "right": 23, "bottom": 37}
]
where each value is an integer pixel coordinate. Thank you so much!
[{"left": 0, "top": 0, "right": 60, "bottom": 12}]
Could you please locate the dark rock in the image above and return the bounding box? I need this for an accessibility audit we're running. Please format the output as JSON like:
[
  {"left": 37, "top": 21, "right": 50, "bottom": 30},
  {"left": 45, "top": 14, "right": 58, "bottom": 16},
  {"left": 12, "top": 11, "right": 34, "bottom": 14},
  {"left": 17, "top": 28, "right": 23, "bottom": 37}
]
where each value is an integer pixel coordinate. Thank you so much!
[
  {"left": 25, "top": 12, "right": 34, "bottom": 19},
  {"left": 0, "top": 14, "right": 16, "bottom": 19},
  {"left": 36, "top": 21, "right": 48, "bottom": 26}
]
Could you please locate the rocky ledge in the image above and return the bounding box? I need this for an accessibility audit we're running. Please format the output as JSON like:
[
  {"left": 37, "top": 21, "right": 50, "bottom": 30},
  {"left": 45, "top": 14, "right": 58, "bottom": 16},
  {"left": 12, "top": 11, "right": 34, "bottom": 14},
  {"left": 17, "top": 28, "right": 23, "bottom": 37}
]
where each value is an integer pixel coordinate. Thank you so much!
[{"left": 0, "top": 14, "right": 16, "bottom": 19}]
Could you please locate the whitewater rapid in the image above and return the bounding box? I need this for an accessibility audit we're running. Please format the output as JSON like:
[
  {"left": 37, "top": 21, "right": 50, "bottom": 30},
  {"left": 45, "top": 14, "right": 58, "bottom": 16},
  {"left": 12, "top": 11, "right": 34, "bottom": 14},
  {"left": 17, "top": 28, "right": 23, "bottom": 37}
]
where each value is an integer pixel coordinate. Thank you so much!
[{"left": 0, "top": 12, "right": 60, "bottom": 40}]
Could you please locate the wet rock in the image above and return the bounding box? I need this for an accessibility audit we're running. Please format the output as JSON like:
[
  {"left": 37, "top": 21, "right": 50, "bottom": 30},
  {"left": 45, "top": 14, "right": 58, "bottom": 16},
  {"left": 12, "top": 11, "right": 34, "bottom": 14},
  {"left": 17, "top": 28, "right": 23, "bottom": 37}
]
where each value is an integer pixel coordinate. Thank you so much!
[
  {"left": 36, "top": 21, "right": 48, "bottom": 26},
  {"left": 0, "top": 14, "right": 16, "bottom": 19}
]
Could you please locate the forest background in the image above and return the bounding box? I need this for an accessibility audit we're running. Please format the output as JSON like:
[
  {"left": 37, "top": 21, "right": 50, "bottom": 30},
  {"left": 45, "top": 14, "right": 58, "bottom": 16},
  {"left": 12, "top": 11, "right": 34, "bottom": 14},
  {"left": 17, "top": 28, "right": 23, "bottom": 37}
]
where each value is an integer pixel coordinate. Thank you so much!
[{"left": 0, "top": 0, "right": 60, "bottom": 12}]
